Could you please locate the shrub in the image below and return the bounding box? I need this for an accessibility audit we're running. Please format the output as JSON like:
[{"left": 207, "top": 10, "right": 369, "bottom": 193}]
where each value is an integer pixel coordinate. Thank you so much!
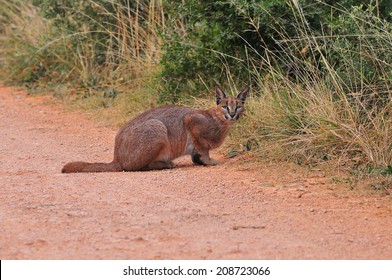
[{"left": 159, "top": 0, "right": 392, "bottom": 102}]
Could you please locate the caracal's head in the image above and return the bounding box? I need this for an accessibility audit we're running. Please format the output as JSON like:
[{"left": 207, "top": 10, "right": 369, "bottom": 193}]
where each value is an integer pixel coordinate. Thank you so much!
[{"left": 215, "top": 84, "right": 250, "bottom": 123}]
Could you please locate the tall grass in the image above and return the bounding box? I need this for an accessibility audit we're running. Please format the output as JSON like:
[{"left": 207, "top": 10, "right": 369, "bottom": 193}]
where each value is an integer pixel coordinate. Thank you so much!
[
  {"left": 227, "top": 2, "right": 392, "bottom": 171},
  {"left": 0, "top": 1, "right": 47, "bottom": 84},
  {"left": 0, "top": 0, "right": 164, "bottom": 94}
]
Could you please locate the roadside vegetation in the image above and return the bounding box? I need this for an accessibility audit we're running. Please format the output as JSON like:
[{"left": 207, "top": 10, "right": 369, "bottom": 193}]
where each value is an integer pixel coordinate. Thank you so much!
[{"left": 1, "top": 0, "right": 392, "bottom": 186}]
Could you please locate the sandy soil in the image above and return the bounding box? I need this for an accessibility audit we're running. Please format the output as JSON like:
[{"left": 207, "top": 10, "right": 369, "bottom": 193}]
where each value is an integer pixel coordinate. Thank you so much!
[{"left": 0, "top": 85, "right": 391, "bottom": 260}]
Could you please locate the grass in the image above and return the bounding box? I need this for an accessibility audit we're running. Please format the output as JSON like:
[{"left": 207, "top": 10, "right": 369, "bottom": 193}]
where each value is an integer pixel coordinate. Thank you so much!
[
  {"left": 0, "top": 0, "right": 164, "bottom": 107},
  {"left": 223, "top": 2, "right": 392, "bottom": 179}
]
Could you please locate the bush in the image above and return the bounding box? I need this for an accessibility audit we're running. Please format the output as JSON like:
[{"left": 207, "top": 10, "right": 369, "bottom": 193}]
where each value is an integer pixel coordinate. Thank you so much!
[
  {"left": 159, "top": 0, "right": 392, "bottom": 102},
  {"left": 159, "top": 0, "right": 257, "bottom": 102}
]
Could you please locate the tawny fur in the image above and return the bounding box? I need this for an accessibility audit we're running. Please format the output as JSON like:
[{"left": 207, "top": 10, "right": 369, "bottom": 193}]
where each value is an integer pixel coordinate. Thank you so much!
[{"left": 61, "top": 85, "right": 249, "bottom": 173}]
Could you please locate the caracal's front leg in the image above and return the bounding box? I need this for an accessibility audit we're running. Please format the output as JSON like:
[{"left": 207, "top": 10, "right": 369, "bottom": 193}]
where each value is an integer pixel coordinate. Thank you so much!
[{"left": 185, "top": 114, "right": 218, "bottom": 166}]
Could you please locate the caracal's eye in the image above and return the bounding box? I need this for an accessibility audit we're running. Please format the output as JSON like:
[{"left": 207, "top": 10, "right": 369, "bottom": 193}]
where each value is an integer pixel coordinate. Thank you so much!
[
  {"left": 222, "top": 105, "right": 228, "bottom": 110},
  {"left": 235, "top": 105, "right": 242, "bottom": 110}
]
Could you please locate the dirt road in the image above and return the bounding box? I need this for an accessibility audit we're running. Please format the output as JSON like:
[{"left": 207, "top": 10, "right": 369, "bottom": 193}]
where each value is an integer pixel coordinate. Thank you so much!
[{"left": 0, "top": 85, "right": 391, "bottom": 259}]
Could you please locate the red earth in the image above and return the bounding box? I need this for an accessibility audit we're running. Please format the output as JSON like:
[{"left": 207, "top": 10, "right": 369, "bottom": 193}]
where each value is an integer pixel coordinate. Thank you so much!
[{"left": 0, "top": 85, "right": 391, "bottom": 259}]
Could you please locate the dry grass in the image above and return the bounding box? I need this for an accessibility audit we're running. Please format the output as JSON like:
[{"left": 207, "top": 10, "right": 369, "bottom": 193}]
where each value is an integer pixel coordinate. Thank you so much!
[
  {"left": 224, "top": 1, "right": 392, "bottom": 174},
  {"left": 0, "top": 0, "right": 164, "bottom": 94}
]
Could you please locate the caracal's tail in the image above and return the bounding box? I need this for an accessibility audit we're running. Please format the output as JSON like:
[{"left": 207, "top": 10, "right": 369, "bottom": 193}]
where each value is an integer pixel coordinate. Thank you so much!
[{"left": 61, "top": 161, "right": 122, "bottom": 173}]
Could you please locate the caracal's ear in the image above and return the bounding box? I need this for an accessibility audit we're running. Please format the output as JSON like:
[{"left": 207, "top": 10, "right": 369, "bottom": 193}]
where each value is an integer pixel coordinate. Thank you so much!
[
  {"left": 215, "top": 84, "right": 227, "bottom": 105},
  {"left": 236, "top": 85, "right": 250, "bottom": 103}
]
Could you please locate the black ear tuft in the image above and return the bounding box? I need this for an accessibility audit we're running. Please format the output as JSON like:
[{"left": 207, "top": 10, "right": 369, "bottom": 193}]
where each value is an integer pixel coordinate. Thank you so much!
[
  {"left": 215, "top": 84, "right": 227, "bottom": 105},
  {"left": 237, "top": 85, "right": 250, "bottom": 103}
]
